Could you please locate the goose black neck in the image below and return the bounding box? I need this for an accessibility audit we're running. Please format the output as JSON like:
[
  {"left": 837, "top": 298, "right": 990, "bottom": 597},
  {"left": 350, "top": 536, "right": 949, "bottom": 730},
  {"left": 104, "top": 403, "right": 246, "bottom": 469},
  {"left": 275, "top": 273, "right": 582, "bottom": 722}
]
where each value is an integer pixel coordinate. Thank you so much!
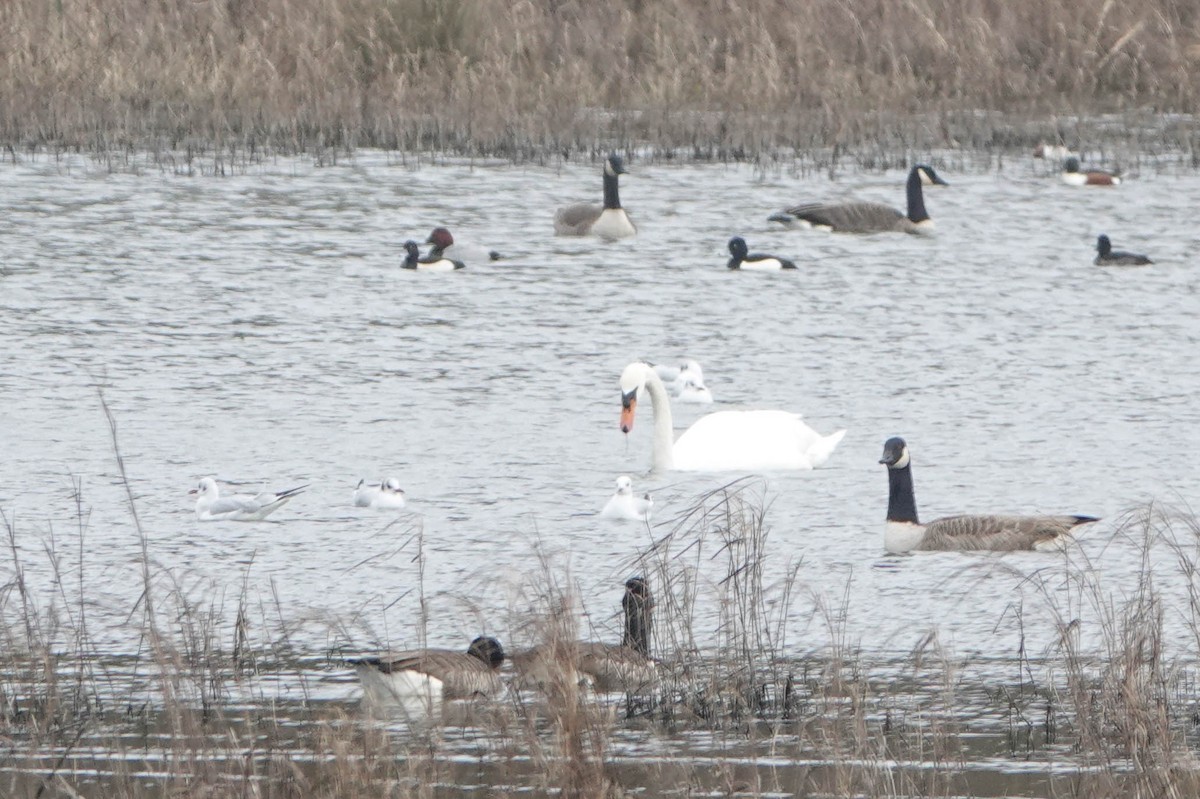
[
  {"left": 886, "top": 464, "right": 920, "bottom": 524},
  {"left": 622, "top": 589, "right": 652, "bottom": 656},
  {"left": 603, "top": 170, "right": 622, "bottom": 210},
  {"left": 905, "top": 170, "right": 929, "bottom": 223}
]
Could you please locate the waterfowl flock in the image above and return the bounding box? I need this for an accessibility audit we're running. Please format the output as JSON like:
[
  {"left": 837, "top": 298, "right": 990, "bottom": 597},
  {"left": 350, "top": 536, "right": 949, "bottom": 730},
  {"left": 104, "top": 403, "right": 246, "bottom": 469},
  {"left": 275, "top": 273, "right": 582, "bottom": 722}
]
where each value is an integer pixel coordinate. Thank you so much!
[{"left": 183, "top": 151, "right": 1150, "bottom": 713}]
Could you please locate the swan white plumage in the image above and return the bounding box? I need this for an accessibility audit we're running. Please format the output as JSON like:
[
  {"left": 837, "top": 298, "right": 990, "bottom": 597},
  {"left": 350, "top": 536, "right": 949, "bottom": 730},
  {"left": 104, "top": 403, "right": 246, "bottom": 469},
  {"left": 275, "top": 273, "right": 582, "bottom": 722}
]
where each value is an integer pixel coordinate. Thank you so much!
[
  {"left": 618, "top": 361, "right": 846, "bottom": 472},
  {"left": 354, "top": 477, "right": 407, "bottom": 509},
  {"left": 600, "top": 475, "right": 654, "bottom": 521}
]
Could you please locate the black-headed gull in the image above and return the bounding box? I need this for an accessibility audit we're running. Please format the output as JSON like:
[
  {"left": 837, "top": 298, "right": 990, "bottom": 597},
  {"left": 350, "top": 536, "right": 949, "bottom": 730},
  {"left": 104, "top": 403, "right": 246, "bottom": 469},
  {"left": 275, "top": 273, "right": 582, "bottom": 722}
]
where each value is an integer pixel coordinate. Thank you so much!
[
  {"left": 353, "top": 477, "right": 407, "bottom": 509},
  {"left": 600, "top": 476, "right": 653, "bottom": 522},
  {"left": 189, "top": 477, "right": 307, "bottom": 521}
]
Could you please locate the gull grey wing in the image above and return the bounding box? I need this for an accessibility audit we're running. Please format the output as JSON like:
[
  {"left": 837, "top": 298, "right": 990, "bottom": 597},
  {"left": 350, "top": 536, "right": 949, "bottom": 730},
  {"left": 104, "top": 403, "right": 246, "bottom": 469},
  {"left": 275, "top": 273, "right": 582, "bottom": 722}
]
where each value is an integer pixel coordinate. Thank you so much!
[
  {"left": 920, "top": 514, "right": 1095, "bottom": 551},
  {"left": 209, "top": 496, "right": 260, "bottom": 515}
]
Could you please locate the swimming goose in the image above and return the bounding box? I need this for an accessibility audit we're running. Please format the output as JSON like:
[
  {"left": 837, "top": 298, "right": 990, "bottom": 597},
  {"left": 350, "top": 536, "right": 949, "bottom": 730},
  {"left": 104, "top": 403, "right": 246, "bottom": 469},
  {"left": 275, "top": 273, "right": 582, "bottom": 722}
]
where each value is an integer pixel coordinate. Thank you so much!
[
  {"left": 619, "top": 361, "right": 845, "bottom": 472},
  {"left": 354, "top": 477, "right": 407, "bottom": 509},
  {"left": 1094, "top": 234, "right": 1152, "bottom": 266},
  {"left": 726, "top": 237, "right": 797, "bottom": 270},
  {"left": 1062, "top": 157, "right": 1121, "bottom": 186},
  {"left": 349, "top": 636, "right": 505, "bottom": 705},
  {"left": 768, "top": 164, "right": 949, "bottom": 234},
  {"left": 189, "top": 477, "right": 307, "bottom": 522},
  {"left": 554, "top": 154, "right": 637, "bottom": 240},
  {"left": 878, "top": 437, "right": 1099, "bottom": 554},
  {"left": 402, "top": 240, "right": 465, "bottom": 271},
  {"left": 513, "top": 577, "right": 658, "bottom": 694},
  {"left": 426, "top": 227, "right": 502, "bottom": 262},
  {"left": 600, "top": 475, "right": 654, "bottom": 522}
]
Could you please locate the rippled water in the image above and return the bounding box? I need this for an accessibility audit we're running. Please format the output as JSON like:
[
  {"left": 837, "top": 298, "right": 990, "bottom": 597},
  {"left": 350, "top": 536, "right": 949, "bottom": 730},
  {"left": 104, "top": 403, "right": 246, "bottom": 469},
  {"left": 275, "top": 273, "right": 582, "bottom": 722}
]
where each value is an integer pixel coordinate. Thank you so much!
[{"left": 2, "top": 149, "right": 1200, "bottom": 672}]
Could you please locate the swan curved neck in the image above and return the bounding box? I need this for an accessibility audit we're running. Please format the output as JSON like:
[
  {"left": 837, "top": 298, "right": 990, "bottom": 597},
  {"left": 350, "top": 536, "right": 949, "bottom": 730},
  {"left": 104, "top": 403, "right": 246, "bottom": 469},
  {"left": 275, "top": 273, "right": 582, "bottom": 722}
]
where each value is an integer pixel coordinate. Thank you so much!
[
  {"left": 603, "top": 171, "right": 622, "bottom": 209},
  {"left": 886, "top": 464, "right": 919, "bottom": 524},
  {"left": 905, "top": 170, "right": 929, "bottom": 223},
  {"left": 642, "top": 369, "right": 675, "bottom": 471}
]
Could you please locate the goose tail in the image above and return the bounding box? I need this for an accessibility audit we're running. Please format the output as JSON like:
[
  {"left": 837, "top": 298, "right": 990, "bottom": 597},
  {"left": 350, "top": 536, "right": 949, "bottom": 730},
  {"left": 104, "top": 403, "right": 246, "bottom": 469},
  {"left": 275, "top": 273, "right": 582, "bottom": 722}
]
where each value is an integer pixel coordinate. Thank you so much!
[
  {"left": 767, "top": 211, "right": 797, "bottom": 225},
  {"left": 806, "top": 429, "right": 847, "bottom": 468}
]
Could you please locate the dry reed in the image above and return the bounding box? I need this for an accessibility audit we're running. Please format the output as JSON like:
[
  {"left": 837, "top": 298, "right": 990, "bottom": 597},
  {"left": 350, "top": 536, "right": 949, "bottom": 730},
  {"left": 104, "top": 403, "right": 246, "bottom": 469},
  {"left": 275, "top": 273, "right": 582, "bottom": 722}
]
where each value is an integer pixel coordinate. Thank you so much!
[{"left": 0, "top": 0, "right": 1196, "bottom": 158}]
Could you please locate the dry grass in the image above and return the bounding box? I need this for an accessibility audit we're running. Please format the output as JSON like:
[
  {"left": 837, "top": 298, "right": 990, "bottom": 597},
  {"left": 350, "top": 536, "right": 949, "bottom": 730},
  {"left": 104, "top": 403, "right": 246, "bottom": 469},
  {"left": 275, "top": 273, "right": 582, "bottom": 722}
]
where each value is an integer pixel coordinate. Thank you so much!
[
  {"left": 7, "top": 414, "right": 1200, "bottom": 796},
  {"left": 0, "top": 0, "right": 1196, "bottom": 157}
]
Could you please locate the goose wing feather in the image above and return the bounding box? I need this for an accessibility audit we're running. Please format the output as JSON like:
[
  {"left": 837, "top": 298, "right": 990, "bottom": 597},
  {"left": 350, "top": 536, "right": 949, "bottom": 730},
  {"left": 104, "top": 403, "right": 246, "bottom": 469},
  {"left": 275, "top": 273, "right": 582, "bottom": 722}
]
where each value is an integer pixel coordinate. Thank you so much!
[
  {"left": 782, "top": 201, "right": 906, "bottom": 233},
  {"left": 554, "top": 203, "right": 603, "bottom": 235},
  {"left": 352, "top": 649, "right": 501, "bottom": 698},
  {"left": 575, "top": 642, "right": 658, "bottom": 693},
  {"left": 920, "top": 514, "right": 1096, "bottom": 551}
]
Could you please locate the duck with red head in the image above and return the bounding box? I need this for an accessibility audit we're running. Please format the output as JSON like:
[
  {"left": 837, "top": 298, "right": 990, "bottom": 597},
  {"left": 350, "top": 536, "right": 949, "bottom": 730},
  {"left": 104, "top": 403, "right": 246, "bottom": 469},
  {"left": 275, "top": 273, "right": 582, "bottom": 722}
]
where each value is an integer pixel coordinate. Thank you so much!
[{"left": 426, "top": 227, "right": 503, "bottom": 262}]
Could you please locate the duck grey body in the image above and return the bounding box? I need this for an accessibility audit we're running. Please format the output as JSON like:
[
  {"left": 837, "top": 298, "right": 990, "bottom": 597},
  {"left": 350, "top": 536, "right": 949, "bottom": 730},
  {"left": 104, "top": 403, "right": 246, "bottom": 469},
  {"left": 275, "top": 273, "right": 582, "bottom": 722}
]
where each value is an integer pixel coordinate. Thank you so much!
[
  {"left": 879, "top": 437, "right": 1098, "bottom": 553},
  {"left": 554, "top": 154, "right": 637, "bottom": 240},
  {"left": 769, "top": 165, "right": 948, "bottom": 234},
  {"left": 349, "top": 636, "right": 505, "bottom": 700},
  {"left": 1094, "top": 234, "right": 1152, "bottom": 266}
]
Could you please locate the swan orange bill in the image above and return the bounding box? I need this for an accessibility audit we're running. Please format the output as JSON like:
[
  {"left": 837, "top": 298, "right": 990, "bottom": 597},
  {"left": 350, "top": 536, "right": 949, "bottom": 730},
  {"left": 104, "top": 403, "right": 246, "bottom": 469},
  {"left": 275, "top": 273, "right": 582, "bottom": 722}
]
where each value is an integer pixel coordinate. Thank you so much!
[{"left": 620, "top": 396, "right": 637, "bottom": 433}]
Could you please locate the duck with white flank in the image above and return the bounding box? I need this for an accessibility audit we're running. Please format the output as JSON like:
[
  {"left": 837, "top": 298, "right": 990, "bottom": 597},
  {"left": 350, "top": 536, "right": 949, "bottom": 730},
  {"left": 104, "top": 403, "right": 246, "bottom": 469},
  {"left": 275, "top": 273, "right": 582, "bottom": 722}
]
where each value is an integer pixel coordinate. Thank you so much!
[
  {"left": 189, "top": 477, "right": 307, "bottom": 522},
  {"left": 1062, "top": 157, "right": 1121, "bottom": 186},
  {"left": 600, "top": 475, "right": 654, "bottom": 522},
  {"left": 768, "top": 164, "right": 949, "bottom": 234},
  {"left": 426, "top": 227, "right": 502, "bottom": 262},
  {"left": 726, "top": 237, "right": 797, "bottom": 270},
  {"left": 354, "top": 477, "right": 407, "bottom": 509},
  {"left": 512, "top": 577, "right": 658, "bottom": 694},
  {"left": 402, "top": 240, "right": 465, "bottom": 271},
  {"left": 878, "top": 437, "right": 1099, "bottom": 554},
  {"left": 619, "top": 361, "right": 844, "bottom": 472},
  {"left": 1094, "top": 234, "right": 1152, "bottom": 266},
  {"left": 554, "top": 154, "right": 637, "bottom": 240},
  {"left": 349, "top": 636, "right": 505, "bottom": 708}
]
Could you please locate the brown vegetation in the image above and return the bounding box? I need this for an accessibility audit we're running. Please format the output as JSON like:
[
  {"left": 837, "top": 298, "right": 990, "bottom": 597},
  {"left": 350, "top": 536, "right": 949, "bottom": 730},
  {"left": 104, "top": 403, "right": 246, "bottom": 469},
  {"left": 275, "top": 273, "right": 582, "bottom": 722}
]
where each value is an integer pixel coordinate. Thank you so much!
[{"left": 0, "top": 0, "right": 1196, "bottom": 156}]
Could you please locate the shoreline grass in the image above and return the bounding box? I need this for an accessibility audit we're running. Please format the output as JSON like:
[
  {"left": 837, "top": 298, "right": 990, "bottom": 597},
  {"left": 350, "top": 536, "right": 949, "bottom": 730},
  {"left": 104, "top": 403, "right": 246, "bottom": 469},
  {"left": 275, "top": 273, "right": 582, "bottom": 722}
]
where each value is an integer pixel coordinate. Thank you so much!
[{"left": 1, "top": 0, "right": 1197, "bottom": 159}]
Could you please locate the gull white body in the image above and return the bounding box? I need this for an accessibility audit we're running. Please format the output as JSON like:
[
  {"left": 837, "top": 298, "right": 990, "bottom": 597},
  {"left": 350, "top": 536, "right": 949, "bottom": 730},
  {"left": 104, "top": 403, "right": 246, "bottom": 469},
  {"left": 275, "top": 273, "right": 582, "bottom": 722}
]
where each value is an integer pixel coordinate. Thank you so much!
[
  {"left": 189, "top": 477, "right": 306, "bottom": 522},
  {"left": 354, "top": 478, "right": 407, "bottom": 509},
  {"left": 600, "top": 476, "right": 654, "bottom": 522}
]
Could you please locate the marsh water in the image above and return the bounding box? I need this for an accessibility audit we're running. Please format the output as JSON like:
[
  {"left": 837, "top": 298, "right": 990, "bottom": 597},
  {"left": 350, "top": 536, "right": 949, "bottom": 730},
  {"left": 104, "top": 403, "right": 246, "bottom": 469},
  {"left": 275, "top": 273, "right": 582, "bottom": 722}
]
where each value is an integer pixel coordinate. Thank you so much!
[{"left": 2, "top": 148, "right": 1200, "bottom": 794}]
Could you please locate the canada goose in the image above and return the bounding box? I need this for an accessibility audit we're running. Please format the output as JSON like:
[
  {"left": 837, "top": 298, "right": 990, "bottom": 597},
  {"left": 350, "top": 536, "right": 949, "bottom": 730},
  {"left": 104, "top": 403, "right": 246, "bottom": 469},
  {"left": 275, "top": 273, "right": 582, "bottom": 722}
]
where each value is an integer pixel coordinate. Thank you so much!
[
  {"left": 619, "top": 361, "right": 845, "bottom": 472},
  {"left": 768, "top": 164, "right": 949, "bottom": 234},
  {"left": 189, "top": 477, "right": 307, "bottom": 522},
  {"left": 1062, "top": 157, "right": 1121, "bottom": 186},
  {"left": 726, "top": 237, "right": 797, "bottom": 270},
  {"left": 1094, "top": 234, "right": 1152, "bottom": 266},
  {"left": 426, "top": 227, "right": 502, "bottom": 262},
  {"left": 402, "top": 240, "right": 464, "bottom": 271},
  {"left": 354, "top": 477, "right": 407, "bottom": 509},
  {"left": 878, "top": 437, "right": 1099, "bottom": 553},
  {"left": 600, "top": 476, "right": 654, "bottom": 522},
  {"left": 553, "top": 154, "right": 637, "bottom": 240},
  {"left": 349, "top": 636, "right": 506, "bottom": 705},
  {"left": 513, "top": 577, "right": 657, "bottom": 694}
]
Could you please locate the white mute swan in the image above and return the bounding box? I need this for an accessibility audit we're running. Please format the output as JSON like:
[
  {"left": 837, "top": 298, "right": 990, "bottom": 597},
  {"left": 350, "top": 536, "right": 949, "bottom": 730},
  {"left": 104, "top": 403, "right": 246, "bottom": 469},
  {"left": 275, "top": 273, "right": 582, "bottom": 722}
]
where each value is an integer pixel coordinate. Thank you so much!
[
  {"left": 618, "top": 361, "right": 846, "bottom": 472},
  {"left": 600, "top": 475, "right": 654, "bottom": 521}
]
